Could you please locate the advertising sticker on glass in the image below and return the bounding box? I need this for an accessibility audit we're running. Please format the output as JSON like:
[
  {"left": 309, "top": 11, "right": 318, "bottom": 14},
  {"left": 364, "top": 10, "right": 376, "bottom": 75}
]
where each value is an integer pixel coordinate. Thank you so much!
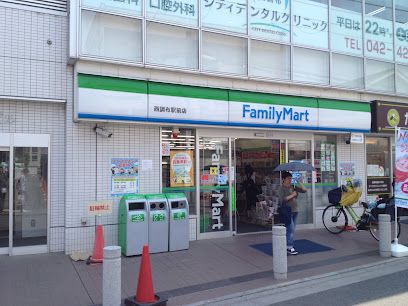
[
  {"left": 82, "top": 0, "right": 142, "bottom": 16},
  {"left": 110, "top": 158, "right": 139, "bottom": 196},
  {"left": 249, "top": 0, "right": 290, "bottom": 42},
  {"left": 395, "top": 23, "right": 408, "bottom": 64},
  {"left": 364, "top": 16, "right": 393, "bottom": 61},
  {"left": 201, "top": 0, "right": 247, "bottom": 34},
  {"left": 330, "top": 6, "right": 363, "bottom": 56},
  {"left": 170, "top": 151, "right": 194, "bottom": 187},
  {"left": 292, "top": 0, "right": 328, "bottom": 49},
  {"left": 395, "top": 128, "right": 408, "bottom": 208},
  {"left": 147, "top": 0, "right": 198, "bottom": 26}
]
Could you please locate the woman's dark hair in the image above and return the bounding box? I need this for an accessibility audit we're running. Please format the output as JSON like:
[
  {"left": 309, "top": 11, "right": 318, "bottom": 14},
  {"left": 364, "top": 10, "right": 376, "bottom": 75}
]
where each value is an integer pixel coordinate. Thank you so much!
[
  {"left": 244, "top": 164, "right": 254, "bottom": 177},
  {"left": 281, "top": 171, "right": 292, "bottom": 180}
]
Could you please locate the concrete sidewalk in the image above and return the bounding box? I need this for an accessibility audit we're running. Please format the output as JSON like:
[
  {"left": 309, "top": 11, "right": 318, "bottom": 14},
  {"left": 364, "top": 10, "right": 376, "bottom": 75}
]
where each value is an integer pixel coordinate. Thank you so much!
[{"left": 0, "top": 226, "right": 407, "bottom": 306}]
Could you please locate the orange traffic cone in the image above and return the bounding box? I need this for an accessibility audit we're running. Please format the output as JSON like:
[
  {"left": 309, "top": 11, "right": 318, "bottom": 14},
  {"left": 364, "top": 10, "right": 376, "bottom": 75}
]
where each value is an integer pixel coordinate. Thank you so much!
[
  {"left": 86, "top": 225, "right": 104, "bottom": 265},
  {"left": 125, "top": 245, "right": 167, "bottom": 306}
]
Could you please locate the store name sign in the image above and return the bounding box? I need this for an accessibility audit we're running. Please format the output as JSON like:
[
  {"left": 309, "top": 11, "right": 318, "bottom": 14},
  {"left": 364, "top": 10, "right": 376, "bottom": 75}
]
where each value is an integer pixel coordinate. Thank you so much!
[
  {"left": 77, "top": 74, "right": 370, "bottom": 132},
  {"left": 242, "top": 104, "right": 310, "bottom": 124}
]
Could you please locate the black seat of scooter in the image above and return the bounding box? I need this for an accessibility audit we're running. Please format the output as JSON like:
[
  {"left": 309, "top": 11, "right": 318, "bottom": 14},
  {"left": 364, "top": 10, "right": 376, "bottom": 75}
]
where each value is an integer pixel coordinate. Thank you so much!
[{"left": 361, "top": 202, "right": 369, "bottom": 209}]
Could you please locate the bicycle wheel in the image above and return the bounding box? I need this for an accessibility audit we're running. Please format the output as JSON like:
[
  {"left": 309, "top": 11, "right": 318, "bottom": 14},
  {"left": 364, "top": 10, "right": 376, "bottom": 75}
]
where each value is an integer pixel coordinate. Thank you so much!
[
  {"left": 369, "top": 219, "right": 401, "bottom": 241},
  {"left": 322, "top": 204, "right": 348, "bottom": 234}
]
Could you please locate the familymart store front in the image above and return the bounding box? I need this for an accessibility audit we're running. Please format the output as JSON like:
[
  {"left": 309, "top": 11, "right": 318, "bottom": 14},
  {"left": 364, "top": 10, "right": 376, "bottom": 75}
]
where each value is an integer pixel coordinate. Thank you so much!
[{"left": 76, "top": 73, "right": 371, "bottom": 239}]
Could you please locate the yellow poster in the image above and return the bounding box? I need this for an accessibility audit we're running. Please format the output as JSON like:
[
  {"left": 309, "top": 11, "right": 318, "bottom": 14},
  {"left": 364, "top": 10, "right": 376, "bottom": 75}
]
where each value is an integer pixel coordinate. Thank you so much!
[{"left": 170, "top": 150, "right": 194, "bottom": 187}]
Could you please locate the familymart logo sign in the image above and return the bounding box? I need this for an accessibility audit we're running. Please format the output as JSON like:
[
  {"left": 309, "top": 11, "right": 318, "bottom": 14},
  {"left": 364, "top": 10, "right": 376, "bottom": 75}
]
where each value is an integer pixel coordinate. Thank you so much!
[{"left": 229, "top": 102, "right": 318, "bottom": 128}]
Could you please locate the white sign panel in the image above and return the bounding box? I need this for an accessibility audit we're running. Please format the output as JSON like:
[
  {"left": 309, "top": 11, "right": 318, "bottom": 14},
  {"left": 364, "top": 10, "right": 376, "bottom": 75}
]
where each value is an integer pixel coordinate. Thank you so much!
[
  {"left": 350, "top": 132, "right": 364, "bottom": 144},
  {"left": 292, "top": 0, "right": 328, "bottom": 49},
  {"left": 249, "top": 0, "right": 290, "bottom": 42},
  {"left": 201, "top": 0, "right": 246, "bottom": 33},
  {"left": 149, "top": 94, "right": 229, "bottom": 124},
  {"left": 330, "top": 6, "right": 363, "bottom": 55},
  {"left": 364, "top": 16, "right": 393, "bottom": 61},
  {"left": 78, "top": 88, "right": 148, "bottom": 119},
  {"left": 146, "top": 0, "right": 197, "bottom": 26},
  {"left": 229, "top": 101, "right": 318, "bottom": 128}
]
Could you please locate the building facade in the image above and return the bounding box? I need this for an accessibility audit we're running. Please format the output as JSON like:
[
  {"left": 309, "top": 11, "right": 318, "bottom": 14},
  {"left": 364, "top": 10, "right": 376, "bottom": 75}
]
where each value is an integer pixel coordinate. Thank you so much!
[{"left": 1, "top": 0, "right": 408, "bottom": 254}]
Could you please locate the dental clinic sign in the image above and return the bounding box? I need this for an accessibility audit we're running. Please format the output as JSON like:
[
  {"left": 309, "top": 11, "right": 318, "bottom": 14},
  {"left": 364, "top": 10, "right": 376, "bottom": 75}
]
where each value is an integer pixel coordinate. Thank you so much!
[{"left": 77, "top": 74, "right": 371, "bottom": 132}]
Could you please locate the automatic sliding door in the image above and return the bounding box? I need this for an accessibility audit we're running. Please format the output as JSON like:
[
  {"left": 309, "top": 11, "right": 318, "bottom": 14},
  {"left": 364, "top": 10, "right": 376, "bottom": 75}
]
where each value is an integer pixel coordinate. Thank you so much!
[
  {"left": 13, "top": 147, "right": 48, "bottom": 247},
  {"left": 199, "top": 137, "right": 230, "bottom": 237}
]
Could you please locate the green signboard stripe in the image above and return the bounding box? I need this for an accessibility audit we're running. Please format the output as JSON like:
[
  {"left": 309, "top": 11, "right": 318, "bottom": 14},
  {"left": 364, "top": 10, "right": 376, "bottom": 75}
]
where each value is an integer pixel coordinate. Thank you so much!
[
  {"left": 229, "top": 91, "right": 318, "bottom": 108},
  {"left": 318, "top": 99, "right": 370, "bottom": 112},
  {"left": 149, "top": 82, "right": 229, "bottom": 101},
  {"left": 78, "top": 74, "right": 147, "bottom": 94}
]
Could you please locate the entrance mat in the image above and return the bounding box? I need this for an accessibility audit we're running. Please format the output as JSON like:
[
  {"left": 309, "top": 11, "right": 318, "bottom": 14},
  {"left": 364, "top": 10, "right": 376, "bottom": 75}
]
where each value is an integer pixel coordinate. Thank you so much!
[{"left": 250, "top": 239, "right": 333, "bottom": 256}]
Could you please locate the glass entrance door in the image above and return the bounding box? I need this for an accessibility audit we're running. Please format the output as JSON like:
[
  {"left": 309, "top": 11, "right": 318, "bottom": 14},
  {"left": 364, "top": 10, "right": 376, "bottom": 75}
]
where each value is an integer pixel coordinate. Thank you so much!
[
  {"left": 198, "top": 137, "right": 231, "bottom": 238},
  {"left": 288, "top": 140, "right": 313, "bottom": 225},
  {"left": 0, "top": 134, "right": 49, "bottom": 255},
  {"left": 13, "top": 147, "right": 48, "bottom": 248}
]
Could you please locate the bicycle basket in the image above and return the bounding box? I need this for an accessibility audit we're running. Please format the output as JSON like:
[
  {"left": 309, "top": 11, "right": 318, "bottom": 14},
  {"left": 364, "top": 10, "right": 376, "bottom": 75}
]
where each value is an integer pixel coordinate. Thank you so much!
[
  {"left": 339, "top": 189, "right": 362, "bottom": 207},
  {"left": 328, "top": 187, "right": 342, "bottom": 205}
]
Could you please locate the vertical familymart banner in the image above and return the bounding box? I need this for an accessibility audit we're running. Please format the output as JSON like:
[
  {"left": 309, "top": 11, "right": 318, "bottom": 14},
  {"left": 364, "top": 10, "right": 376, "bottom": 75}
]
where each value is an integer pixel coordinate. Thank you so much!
[{"left": 395, "top": 128, "right": 408, "bottom": 208}]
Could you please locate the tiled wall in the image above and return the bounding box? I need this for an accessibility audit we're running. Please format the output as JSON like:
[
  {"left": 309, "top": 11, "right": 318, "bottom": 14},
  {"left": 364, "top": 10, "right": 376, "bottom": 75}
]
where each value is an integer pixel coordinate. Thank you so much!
[
  {"left": 64, "top": 122, "right": 161, "bottom": 254},
  {"left": 0, "top": 6, "right": 68, "bottom": 100}
]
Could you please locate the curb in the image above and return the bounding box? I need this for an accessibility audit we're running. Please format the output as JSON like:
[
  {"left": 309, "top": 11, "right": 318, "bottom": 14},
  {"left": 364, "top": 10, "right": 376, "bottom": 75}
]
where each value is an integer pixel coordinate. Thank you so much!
[{"left": 185, "top": 257, "right": 407, "bottom": 306}]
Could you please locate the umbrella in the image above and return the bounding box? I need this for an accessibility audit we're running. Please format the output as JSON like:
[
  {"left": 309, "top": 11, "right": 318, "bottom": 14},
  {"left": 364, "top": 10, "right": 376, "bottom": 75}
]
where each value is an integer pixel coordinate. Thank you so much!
[{"left": 273, "top": 161, "right": 316, "bottom": 172}]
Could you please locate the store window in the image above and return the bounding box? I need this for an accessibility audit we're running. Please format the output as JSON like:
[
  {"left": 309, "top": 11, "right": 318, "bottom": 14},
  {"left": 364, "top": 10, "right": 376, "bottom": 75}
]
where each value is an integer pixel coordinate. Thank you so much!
[
  {"left": 395, "top": 0, "right": 408, "bottom": 64},
  {"left": 201, "top": 0, "right": 246, "bottom": 34},
  {"left": 202, "top": 32, "right": 247, "bottom": 75},
  {"left": 161, "top": 127, "right": 196, "bottom": 215},
  {"left": 146, "top": 22, "right": 198, "bottom": 69},
  {"left": 366, "top": 137, "right": 391, "bottom": 200},
  {"left": 330, "top": 0, "right": 362, "bottom": 56},
  {"left": 366, "top": 59, "right": 395, "bottom": 92},
  {"left": 81, "top": 11, "right": 142, "bottom": 62},
  {"left": 396, "top": 64, "right": 408, "bottom": 95},
  {"left": 249, "top": 41, "right": 290, "bottom": 80},
  {"left": 331, "top": 54, "right": 364, "bottom": 89},
  {"left": 293, "top": 47, "right": 329, "bottom": 84},
  {"left": 314, "top": 135, "right": 337, "bottom": 207},
  {"left": 292, "top": 0, "right": 328, "bottom": 49},
  {"left": 364, "top": 0, "right": 393, "bottom": 61}
]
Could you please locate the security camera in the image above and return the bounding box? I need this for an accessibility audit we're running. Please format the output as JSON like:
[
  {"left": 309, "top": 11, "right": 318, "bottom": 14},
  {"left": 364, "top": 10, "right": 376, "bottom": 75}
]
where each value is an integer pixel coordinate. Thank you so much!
[
  {"left": 345, "top": 135, "right": 351, "bottom": 144},
  {"left": 94, "top": 126, "right": 113, "bottom": 138}
]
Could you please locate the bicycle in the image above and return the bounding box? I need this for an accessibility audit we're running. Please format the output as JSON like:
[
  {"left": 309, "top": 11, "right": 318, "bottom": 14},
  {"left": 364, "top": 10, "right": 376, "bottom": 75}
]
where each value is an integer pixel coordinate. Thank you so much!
[{"left": 322, "top": 186, "right": 401, "bottom": 241}]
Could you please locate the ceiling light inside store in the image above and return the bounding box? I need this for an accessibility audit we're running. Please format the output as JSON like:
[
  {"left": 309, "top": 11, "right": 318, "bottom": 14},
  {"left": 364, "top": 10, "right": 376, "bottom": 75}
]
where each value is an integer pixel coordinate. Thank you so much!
[{"left": 366, "top": 6, "right": 385, "bottom": 16}]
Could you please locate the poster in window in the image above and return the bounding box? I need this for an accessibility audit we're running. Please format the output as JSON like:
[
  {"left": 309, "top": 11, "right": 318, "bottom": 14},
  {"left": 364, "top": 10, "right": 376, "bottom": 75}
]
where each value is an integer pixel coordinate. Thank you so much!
[
  {"left": 339, "top": 162, "right": 355, "bottom": 187},
  {"left": 170, "top": 150, "right": 194, "bottom": 187},
  {"left": 110, "top": 158, "right": 139, "bottom": 196}
]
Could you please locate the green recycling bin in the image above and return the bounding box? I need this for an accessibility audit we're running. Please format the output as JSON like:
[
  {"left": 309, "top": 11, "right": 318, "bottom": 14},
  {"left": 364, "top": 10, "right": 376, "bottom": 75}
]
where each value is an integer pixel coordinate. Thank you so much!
[{"left": 118, "top": 194, "right": 148, "bottom": 256}]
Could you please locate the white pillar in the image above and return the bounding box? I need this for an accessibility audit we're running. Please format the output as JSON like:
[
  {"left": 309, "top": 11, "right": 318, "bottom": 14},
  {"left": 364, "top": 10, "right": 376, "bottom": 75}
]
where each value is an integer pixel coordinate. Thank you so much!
[
  {"left": 379, "top": 214, "right": 391, "bottom": 258},
  {"left": 272, "top": 226, "right": 287, "bottom": 280},
  {"left": 103, "top": 246, "right": 122, "bottom": 306}
]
